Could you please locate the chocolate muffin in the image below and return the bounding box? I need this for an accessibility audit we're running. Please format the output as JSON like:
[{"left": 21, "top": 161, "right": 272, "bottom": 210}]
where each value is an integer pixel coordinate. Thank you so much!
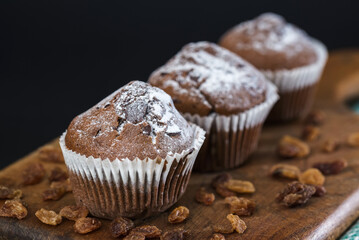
[
  {"left": 219, "top": 13, "right": 327, "bottom": 121},
  {"left": 149, "top": 42, "right": 278, "bottom": 172},
  {"left": 149, "top": 41, "right": 267, "bottom": 116},
  {"left": 65, "top": 81, "right": 194, "bottom": 161},
  {"left": 60, "top": 81, "right": 205, "bottom": 219}
]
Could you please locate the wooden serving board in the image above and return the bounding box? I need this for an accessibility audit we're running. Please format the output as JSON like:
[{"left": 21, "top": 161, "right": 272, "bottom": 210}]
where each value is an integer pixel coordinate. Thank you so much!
[{"left": 1, "top": 50, "right": 359, "bottom": 240}]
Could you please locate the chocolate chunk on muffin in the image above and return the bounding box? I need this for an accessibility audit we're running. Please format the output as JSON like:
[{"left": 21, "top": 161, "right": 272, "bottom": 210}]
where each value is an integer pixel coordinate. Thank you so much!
[
  {"left": 219, "top": 13, "right": 327, "bottom": 121},
  {"left": 60, "top": 81, "right": 205, "bottom": 219},
  {"left": 149, "top": 42, "right": 278, "bottom": 172}
]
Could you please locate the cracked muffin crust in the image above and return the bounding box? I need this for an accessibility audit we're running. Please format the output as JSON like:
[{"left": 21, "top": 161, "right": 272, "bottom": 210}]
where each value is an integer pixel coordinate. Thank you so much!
[
  {"left": 65, "top": 81, "right": 194, "bottom": 161},
  {"left": 219, "top": 13, "right": 318, "bottom": 70},
  {"left": 148, "top": 41, "right": 267, "bottom": 116}
]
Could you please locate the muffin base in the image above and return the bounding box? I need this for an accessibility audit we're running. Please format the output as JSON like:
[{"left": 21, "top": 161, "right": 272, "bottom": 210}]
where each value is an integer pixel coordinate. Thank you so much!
[
  {"left": 68, "top": 155, "right": 192, "bottom": 219},
  {"left": 60, "top": 124, "right": 205, "bottom": 219},
  {"left": 184, "top": 81, "right": 278, "bottom": 172},
  {"left": 193, "top": 124, "right": 262, "bottom": 172},
  {"left": 268, "top": 84, "right": 317, "bottom": 121},
  {"left": 262, "top": 39, "right": 327, "bottom": 121}
]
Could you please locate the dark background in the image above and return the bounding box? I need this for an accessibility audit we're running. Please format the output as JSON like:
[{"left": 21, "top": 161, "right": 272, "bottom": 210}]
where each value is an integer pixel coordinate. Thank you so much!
[{"left": 1, "top": 0, "right": 359, "bottom": 169}]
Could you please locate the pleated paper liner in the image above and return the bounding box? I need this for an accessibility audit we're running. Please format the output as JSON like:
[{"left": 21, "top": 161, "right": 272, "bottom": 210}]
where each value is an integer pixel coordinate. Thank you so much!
[
  {"left": 262, "top": 39, "right": 328, "bottom": 121},
  {"left": 268, "top": 83, "right": 318, "bottom": 121},
  {"left": 183, "top": 81, "right": 279, "bottom": 172},
  {"left": 59, "top": 124, "right": 205, "bottom": 219}
]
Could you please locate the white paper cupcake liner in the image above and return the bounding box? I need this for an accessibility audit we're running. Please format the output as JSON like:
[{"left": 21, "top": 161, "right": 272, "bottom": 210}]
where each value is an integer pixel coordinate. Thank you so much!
[
  {"left": 262, "top": 39, "right": 328, "bottom": 121},
  {"left": 183, "top": 81, "right": 279, "bottom": 172},
  {"left": 59, "top": 124, "right": 205, "bottom": 219}
]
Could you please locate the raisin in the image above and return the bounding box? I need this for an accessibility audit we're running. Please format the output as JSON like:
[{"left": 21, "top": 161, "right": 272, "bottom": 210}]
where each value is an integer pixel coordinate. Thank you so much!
[
  {"left": 35, "top": 208, "right": 62, "bottom": 225},
  {"left": 168, "top": 206, "right": 189, "bottom": 223},
  {"left": 313, "top": 158, "right": 348, "bottom": 175},
  {"left": 322, "top": 139, "right": 340, "bottom": 153},
  {"left": 225, "top": 196, "right": 255, "bottom": 216},
  {"left": 110, "top": 217, "right": 135, "bottom": 237},
  {"left": 42, "top": 187, "right": 66, "bottom": 201},
  {"left": 348, "top": 132, "right": 359, "bottom": 147},
  {"left": 45, "top": 176, "right": 71, "bottom": 200},
  {"left": 161, "top": 228, "right": 189, "bottom": 240},
  {"left": 305, "top": 110, "right": 326, "bottom": 126},
  {"left": 270, "top": 164, "right": 301, "bottom": 180},
  {"left": 48, "top": 167, "right": 68, "bottom": 182},
  {"left": 313, "top": 185, "right": 327, "bottom": 197},
  {"left": 224, "top": 179, "right": 255, "bottom": 193},
  {"left": 302, "top": 126, "right": 320, "bottom": 141},
  {"left": 227, "top": 214, "right": 247, "bottom": 234},
  {"left": 11, "top": 189, "right": 23, "bottom": 199},
  {"left": 0, "top": 186, "right": 22, "bottom": 200},
  {"left": 22, "top": 163, "right": 45, "bottom": 185},
  {"left": 50, "top": 178, "right": 72, "bottom": 192},
  {"left": 299, "top": 168, "right": 325, "bottom": 186},
  {"left": 278, "top": 135, "right": 310, "bottom": 159},
  {"left": 210, "top": 233, "right": 226, "bottom": 240},
  {"left": 212, "top": 173, "right": 236, "bottom": 198},
  {"left": 0, "top": 200, "right": 27, "bottom": 220},
  {"left": 215, "top": 185, "right": 236, "bottom": 198},
  {"left": 74, "top": 217, "right": 101, "bottom": 234},
  {"left": 59, "top": 205, "right": 89, "bottom": 221},
  {"left": 38, "top": 145, "right": 64, "bottom": 163},
  {"left": 195, "top": 187, "right": 215, "bottom": 206},
  {"left": 211, "top": 173, "right": 232, "bottom": 188},
  {"left": 129, "top": 225, "right": 162, "bottom": 238},
  {"left": 276, "top": 181, "right": 316, "bottom": 207}
]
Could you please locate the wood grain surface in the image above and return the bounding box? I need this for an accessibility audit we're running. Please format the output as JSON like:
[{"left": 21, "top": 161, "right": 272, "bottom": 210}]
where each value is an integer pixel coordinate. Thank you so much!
[{"left": 1, "top": 50, "right": 359, "bottom": 240}]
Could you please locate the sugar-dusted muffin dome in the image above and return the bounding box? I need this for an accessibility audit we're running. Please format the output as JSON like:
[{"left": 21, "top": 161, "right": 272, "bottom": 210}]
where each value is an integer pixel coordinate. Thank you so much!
[
  {"left": 219, "top": 13, "right": 318, "bottom": 70},
  {"left": 148, "top": 41, "right": 267, "bottom": 116},
  {"left": 65, "top": 81, "right": 194, "bottom": 161}
]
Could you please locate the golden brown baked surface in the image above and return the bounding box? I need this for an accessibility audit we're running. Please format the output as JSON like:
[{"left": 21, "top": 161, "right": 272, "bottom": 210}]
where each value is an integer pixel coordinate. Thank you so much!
[
  {"left": 65, "top": 81, "right": 194, "bottom": 161},
  {"left": 219, "top": 13, "right": 318, "bottom": 70},
  {"left": 148, "top": 42, "right": 267, "bottom": 116}
]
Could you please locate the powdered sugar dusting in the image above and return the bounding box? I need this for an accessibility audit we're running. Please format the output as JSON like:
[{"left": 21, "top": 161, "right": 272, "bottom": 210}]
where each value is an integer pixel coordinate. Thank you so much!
[
  {"left": 65, "top": 81, "right": 196, "bottom": 160},
  {"left": 231, "top": 13, "right": 311, "bottom": 56},
  {"left": 111, "top": 81, "right": 192, "bottom": 144},
  {"left": 149, "top": 42, "right": 267, "bottom": 114}
]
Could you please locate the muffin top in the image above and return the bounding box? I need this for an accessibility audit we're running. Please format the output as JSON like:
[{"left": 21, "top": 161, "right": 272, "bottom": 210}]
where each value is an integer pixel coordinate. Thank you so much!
[
  {"left": 219, "top": 13, "right": 318, "bottom": 70},
  {"left": 65, "top": 81, "right": 194, "bottom": 161},
  {"left": 148, "top": 41, "right": 267, "bottom": 116}
]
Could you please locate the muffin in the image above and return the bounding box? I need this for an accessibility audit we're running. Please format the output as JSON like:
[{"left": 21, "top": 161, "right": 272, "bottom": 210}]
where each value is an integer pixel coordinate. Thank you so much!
[
  {"left": 149, "top": 42, "right": 278, "bottom": 172},
  {"left": 219, "top": 13, "right": 327, "bottom": 121},
  {"left": 59, "top": 81, "right": 205, "bottom": 219}
]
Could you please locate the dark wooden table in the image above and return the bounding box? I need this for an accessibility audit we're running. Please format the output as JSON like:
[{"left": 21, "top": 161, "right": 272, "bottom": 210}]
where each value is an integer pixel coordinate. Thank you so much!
[{"left": 1, "top": 50, "right": 359, "bottom": 240}]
